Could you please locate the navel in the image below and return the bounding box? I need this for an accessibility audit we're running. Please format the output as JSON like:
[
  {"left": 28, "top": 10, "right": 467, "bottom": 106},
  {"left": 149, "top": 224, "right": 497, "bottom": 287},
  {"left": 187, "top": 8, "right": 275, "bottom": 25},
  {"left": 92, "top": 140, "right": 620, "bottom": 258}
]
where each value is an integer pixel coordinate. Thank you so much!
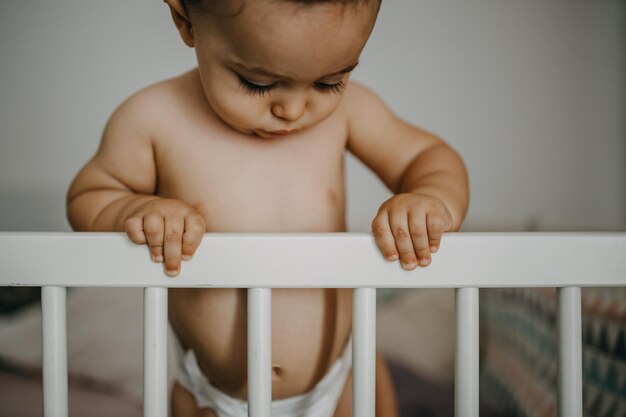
[{"left": 272, "top": 364, "right": 284, "bottom": 380}]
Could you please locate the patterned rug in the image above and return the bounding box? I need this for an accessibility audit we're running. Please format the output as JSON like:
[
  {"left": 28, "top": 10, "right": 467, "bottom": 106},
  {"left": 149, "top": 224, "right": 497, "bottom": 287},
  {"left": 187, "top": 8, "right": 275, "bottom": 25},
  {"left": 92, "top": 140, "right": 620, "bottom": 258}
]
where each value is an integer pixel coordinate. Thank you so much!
[{"left": 481, "top": 288, "right": 626, "bottom": 417}]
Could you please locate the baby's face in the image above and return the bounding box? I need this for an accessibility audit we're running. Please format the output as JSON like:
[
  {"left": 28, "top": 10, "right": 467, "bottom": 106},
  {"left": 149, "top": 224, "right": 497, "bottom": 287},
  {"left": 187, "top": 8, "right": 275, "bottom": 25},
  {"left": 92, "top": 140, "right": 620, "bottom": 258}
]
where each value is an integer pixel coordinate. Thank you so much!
[{"left": 175, "top": 0, "right": 378, "bottom": 138}]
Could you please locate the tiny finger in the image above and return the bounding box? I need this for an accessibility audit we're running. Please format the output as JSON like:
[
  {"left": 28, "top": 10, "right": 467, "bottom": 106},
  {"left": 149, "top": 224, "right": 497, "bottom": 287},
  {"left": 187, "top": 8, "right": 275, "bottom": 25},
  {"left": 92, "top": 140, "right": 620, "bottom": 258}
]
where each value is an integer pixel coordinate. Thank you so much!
[
  {"left": 143, "top": 214, "right": 165, "bottom": 263},
  {"left": 427, "top": 215, "right": 445, "bottom": 253},
  {"left": 427, "top": 212, "right": 451, "bottom": 253},
  {"left": 371, "top": 212, "right": 398, "bottom": 261},
  {"left": 182, "top": 214, "right": 205, "bottom": 260},
  {"left": 389, "top": 210, "right": 418, "bottom": 270},
  {"left": 163, "top": 216, "right": 184, "bottom": 276},
  {"left": 124, "top": 216, "right": 146, "bottom": 245},
  {"left": 407, "top": 210, "right": 431, "bottom": 267}
]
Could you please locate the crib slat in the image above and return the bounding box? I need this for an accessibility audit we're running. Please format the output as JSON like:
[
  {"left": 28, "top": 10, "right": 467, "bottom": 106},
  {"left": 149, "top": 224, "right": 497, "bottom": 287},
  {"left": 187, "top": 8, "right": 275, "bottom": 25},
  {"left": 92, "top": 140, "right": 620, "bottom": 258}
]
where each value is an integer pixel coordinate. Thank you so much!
[
  {"left": 42, "top": 286, "right": 68, "bottom": 417},
  {"left": 353, "top": 287, "right": 376, "bottom": 417},
  {"left": 248, "top": 288, "right": 272, "bottom": 417},
  {"left": 557, "top": 287, "right": 583, "bottom": 417},
  {"left": 143, "top": 287, "right": 168, "bottom": 417},
  {"left": 455, "top": 287, "right": 479, "bottom": 417}
]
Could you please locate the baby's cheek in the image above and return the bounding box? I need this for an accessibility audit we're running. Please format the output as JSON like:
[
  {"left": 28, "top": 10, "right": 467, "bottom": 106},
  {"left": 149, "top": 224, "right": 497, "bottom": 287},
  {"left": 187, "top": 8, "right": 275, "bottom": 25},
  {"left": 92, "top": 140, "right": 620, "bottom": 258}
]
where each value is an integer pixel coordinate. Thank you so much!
[
  {"left": 208, "top": 91, "right": 265, "bottom": 131},
  {"left": 308, "top": 95, "right": 343, "bottom": 126}
]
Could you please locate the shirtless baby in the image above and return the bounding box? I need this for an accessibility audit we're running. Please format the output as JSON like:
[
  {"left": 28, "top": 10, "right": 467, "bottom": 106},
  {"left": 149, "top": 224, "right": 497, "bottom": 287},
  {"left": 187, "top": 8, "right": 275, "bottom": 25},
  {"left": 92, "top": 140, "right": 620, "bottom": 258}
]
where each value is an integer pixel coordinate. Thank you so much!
[{"left": 66, "top": 0, "right": 469, "bottom": 416}]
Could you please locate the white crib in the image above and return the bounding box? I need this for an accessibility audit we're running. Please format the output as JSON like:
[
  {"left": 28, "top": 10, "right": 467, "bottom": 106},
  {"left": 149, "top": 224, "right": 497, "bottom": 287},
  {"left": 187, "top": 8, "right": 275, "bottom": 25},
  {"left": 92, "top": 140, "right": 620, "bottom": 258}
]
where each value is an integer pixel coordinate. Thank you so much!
[{"left": 1, "top": 232, "right": 625, "bottom": 417}]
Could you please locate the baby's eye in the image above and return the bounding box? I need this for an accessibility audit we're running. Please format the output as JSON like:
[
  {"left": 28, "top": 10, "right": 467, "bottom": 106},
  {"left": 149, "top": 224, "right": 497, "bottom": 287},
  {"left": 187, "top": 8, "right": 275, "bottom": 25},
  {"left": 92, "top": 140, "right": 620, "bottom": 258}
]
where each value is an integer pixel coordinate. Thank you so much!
[
  {"left": 238, "top": 76, "right": 276, "bottom": 96},
  {"left": 313, "top": 80, "right": 345, "bottom": 95}
]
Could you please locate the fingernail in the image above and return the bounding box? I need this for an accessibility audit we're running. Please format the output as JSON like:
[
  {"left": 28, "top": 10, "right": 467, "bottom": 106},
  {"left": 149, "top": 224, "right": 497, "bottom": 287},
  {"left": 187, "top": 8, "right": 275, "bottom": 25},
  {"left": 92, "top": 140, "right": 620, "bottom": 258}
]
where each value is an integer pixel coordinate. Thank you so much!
[
  {"left": 152, "top": 254, "right": 164, "bottom": 262},
  {"left": 387, "top": 254, "right": 399, "bottom": 261},
  {"left": 166, "top": 269, "right": 179, "bottom": 277},
  {"left": 430, "top": 246, "right": 438, "bottom": 253},
  {"left": 403, "top": 261, "right": 417, "bottom": 270},
  {"left": 182, "top": 254, "right": 192, "bottom": 261},
  {"left": 419, "top": 258, "right": 430, "bottom": 266}
]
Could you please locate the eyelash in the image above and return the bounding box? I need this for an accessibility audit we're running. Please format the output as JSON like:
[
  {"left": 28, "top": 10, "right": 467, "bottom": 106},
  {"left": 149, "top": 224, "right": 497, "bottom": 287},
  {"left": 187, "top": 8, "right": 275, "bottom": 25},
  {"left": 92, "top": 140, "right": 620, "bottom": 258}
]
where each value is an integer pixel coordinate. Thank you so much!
[
  {"left": 316, "top": 81, "right": 346, "bottom": 95},
  {"left": 237, "top": 76, "right": 346, "bottom": 96},
  {"left": 238, "top": 77, "right": 273, "bottom": 96}
]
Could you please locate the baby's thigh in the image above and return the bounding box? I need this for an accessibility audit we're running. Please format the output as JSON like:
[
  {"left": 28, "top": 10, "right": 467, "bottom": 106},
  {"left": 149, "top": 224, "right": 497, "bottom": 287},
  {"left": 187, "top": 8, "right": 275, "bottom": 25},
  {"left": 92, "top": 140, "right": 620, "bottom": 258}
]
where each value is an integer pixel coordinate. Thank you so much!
[
  {"left": 333, "top": 372, "right": 352, "bottom": 417},
  {"left": 171, "top": 381, "right": 217, "bottom": 417},
  {"left": 333, "top": 354, "right": 399, "bottom": 417}
]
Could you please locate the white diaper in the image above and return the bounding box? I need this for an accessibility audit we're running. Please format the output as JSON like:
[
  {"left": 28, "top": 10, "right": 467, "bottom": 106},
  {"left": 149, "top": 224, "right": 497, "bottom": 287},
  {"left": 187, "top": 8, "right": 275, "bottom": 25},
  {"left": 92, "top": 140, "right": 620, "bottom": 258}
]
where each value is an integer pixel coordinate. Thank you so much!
[{"left": 176, "top": 338, "right": 352, "bottom": 417}]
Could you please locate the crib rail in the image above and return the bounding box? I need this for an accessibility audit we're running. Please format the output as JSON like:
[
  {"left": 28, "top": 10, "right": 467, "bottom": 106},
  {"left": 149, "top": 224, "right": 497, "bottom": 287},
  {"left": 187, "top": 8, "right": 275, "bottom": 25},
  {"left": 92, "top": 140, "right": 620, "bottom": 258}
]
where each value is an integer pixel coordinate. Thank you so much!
[
  {"left": 2, "top": 232, "right": 626, "bottom": 287},
  {"left": 1, "top": 232, "right": 626, "bottom": 417}
]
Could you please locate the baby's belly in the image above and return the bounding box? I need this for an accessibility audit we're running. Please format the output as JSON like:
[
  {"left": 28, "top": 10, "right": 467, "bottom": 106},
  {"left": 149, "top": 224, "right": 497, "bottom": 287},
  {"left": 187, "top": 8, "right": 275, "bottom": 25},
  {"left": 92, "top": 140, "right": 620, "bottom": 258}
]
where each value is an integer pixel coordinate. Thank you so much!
[{"left": 169, "top": 287, "right": 353, "bottom": 399}]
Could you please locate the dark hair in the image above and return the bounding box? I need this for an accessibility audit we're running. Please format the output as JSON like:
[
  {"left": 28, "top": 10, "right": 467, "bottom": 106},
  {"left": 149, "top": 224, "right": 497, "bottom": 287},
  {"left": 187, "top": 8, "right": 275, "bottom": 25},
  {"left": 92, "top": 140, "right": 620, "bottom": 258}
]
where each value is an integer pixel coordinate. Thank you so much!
[{"left": 182, "top": 0, "right": 381, "bottom": 17}]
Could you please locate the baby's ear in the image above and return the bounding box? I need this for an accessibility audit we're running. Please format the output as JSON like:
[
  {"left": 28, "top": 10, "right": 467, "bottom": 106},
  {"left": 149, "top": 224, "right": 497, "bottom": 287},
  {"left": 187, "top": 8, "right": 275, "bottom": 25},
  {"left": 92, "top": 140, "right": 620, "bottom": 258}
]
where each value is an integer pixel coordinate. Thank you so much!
[{"left": 165, "top": 0, "right": 195, "bottom": 47}]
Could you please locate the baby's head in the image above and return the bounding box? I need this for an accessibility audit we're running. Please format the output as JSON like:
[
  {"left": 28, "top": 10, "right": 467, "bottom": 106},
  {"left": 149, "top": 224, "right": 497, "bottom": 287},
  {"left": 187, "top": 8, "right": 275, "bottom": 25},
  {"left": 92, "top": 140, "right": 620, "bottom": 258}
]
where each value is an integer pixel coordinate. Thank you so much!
[{"left": 165, "top": 0, "right": 380, "bottom": 138}]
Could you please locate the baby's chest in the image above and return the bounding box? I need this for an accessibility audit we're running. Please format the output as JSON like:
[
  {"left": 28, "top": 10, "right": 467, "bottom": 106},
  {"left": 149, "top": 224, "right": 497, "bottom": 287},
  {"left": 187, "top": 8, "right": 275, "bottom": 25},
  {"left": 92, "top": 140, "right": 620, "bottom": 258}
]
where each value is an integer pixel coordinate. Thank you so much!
[{"left": 154, "top": 130, "right": 348, "bottom": 232}]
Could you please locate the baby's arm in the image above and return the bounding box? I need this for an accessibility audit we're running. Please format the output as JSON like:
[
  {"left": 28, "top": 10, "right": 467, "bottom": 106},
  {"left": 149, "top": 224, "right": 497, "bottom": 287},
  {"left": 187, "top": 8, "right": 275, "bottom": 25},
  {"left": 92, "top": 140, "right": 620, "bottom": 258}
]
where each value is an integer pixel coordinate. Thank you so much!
[
  {"left": 66, "top": 92, "right": 205, "bottom": 276},
  {"left": 345, "top": 83, "right": 469, "bottom": 270}
]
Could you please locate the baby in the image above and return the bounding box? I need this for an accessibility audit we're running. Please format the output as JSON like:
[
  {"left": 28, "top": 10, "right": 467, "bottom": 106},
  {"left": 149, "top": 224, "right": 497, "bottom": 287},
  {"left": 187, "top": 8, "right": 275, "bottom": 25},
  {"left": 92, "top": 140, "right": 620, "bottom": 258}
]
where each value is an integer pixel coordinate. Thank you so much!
[{"left": 66, "top": 0, "right": 469, "bottom": 416}]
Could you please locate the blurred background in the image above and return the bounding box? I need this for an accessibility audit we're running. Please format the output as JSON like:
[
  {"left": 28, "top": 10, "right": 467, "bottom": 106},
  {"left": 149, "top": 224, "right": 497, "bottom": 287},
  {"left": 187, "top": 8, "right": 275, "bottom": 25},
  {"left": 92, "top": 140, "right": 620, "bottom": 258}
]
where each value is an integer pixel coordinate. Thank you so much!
[{"left": 0, "top": 1, "right": 624, "bottom": 416}]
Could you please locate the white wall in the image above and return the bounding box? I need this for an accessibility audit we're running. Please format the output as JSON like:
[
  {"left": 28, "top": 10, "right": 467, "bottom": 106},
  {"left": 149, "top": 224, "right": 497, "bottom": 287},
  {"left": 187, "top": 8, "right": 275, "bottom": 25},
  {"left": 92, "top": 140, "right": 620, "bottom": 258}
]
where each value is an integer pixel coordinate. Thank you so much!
[{"left": 0, "top": 0, "right": 624, "bottom": 232}]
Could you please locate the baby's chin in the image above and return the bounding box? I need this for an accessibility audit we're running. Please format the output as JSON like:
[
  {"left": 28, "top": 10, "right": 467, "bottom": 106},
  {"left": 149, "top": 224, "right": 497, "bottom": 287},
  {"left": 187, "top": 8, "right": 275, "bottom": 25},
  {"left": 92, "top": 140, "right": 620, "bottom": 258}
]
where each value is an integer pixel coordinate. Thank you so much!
[
  {"left": 211, "top": 112, "right": 261, "bottom": 138},
  {"left": 253, "top": 129, "right": 302, "bottom": 139},
  {"left": 222, "top": 118, "right": 310, "bottom": 140},
  {"left": 211, "top": 108, "right": 319, "bottom": 139},
  {"left": 219, "top": 121, "right": 292, "bottom": 140},
  {"left": 221, "top": 123, "right": 281, "bottom": 140}
]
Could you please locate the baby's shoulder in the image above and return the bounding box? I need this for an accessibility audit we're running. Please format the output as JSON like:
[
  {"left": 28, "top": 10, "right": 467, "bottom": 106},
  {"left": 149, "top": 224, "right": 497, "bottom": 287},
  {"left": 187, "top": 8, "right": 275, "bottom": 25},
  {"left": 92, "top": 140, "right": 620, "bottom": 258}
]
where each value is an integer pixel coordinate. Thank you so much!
[
  {"left": 109, "top": 71, "right": 194, "bottom": 128},
  {"left": 340, "top": 80, "right": 396, "bottom": 129},
  {"left": 98, "top": 71, "right": 200, "bottom": 152},
  {"left": 342, "top": 80, "right": 375, "bottom": 102},
  {"left": 341, "top": 81, "right": 392, "bottom": 117}
]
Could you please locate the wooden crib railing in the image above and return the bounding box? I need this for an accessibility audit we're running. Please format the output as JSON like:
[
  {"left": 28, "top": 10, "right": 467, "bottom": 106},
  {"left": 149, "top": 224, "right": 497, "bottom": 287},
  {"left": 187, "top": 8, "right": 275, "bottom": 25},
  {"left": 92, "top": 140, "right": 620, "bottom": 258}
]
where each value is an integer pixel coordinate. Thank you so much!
[{"left": 1, "top": 232, "right": 625, "bottom": 417}]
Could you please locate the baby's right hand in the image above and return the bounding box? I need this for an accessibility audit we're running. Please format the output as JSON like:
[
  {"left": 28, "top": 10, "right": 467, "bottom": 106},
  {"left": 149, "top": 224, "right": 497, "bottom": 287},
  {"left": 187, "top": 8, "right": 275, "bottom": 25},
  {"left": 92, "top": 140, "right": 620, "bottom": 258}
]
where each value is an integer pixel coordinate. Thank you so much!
[{"left": 123, "top": 198, "right": 206, "bottom": 277}]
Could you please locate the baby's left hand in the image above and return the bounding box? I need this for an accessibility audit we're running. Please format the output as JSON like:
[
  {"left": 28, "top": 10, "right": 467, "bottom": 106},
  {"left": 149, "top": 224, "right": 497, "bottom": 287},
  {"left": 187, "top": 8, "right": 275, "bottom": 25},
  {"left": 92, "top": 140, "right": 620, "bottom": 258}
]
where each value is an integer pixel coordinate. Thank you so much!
[{"left": 371, "top": 193, "right": 453, "bottom": 270}]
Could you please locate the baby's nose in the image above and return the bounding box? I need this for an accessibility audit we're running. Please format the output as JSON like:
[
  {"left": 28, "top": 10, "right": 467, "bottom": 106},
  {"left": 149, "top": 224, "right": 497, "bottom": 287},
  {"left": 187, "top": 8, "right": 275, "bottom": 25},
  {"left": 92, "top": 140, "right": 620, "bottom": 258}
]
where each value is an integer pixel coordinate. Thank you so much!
[{"left": 271, "top": 98, "right": 306, "bottom": 122}]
